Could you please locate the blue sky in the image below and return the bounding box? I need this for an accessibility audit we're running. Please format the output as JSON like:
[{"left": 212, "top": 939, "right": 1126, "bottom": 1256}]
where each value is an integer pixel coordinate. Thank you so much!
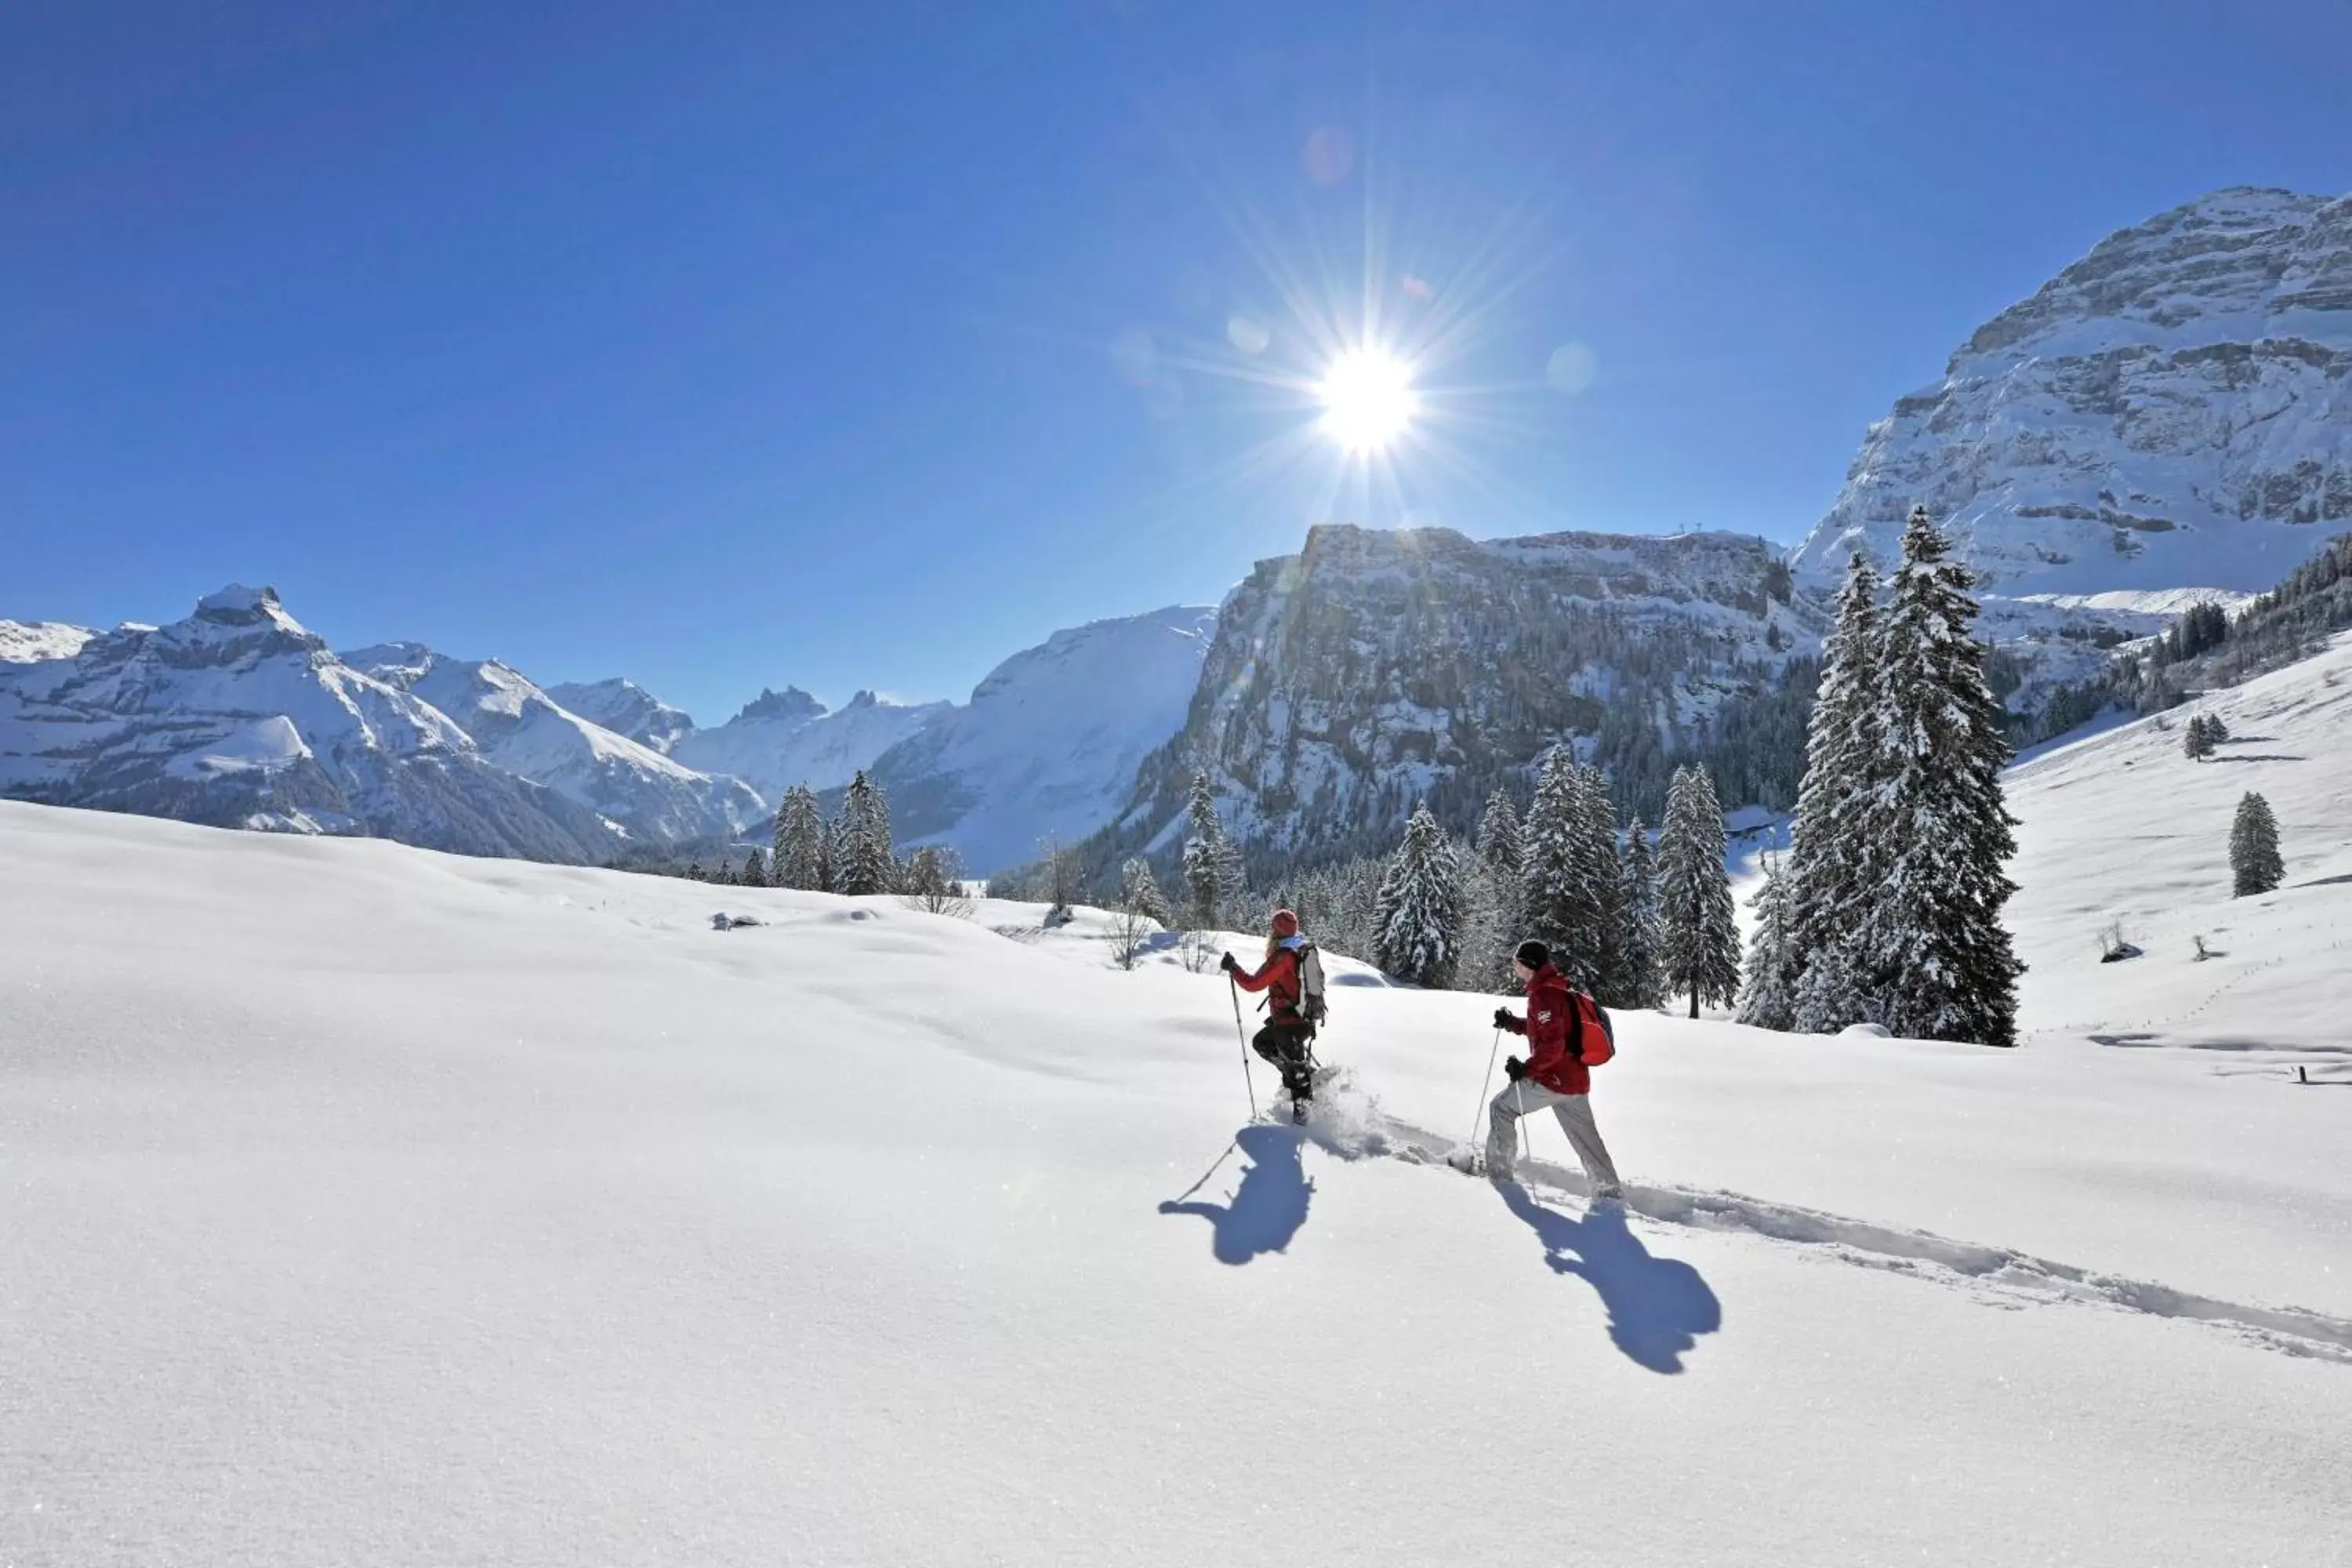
[{"left": 6, "top": 2, "right": 2349, "bottom": 723}]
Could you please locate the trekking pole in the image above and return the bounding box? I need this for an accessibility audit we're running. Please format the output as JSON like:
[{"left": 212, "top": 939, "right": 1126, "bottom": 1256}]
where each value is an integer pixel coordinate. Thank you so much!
[
  {"left": 1229, "top": 976, "right": 1258, "bottom": 1120},
  {"left": 1467, "top": 1027, "right": 1502, "bottom": 1152}
]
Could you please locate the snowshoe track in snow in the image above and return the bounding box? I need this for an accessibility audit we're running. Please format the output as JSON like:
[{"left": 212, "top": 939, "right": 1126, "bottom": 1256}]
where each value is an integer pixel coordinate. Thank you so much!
[{"left": 1290, "top": 1070, "right": 2352, "bottom": 1366}]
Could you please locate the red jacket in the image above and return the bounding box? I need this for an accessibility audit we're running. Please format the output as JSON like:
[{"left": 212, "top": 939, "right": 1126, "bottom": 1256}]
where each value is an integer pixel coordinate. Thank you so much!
[
  {"left": 1501, "top": 963, "right": 1591, "bottom": 1096},
  {"left": 1232, "top": 945, "right": 1305, "bottom": 1025}
]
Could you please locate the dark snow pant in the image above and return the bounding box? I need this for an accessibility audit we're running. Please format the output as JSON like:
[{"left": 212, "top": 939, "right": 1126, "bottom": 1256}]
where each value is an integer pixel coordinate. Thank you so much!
[{"left": 1252, "top": 1022, "right": 1316, "bottom": 1101}]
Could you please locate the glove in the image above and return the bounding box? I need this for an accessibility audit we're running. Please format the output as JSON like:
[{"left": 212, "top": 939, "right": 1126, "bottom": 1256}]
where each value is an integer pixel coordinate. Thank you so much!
[
  {"left": 1504, "top": 1055, "right": 1527, "bottom": 1082},
  {"left": 1492, "top": 1007, "right": 1516, "bottom": 1030},
  {"left": 1219, "top": 953, "right": 1238, "bottom": 975}
]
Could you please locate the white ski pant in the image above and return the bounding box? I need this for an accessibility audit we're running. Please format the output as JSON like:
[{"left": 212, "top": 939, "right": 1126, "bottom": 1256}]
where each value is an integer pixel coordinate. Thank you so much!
[{"left": 1486, "top": 1080, "right": 1621, "bottom": 1194}]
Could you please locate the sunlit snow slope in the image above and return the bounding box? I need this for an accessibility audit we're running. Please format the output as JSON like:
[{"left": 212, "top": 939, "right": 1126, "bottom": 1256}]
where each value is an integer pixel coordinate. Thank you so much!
[
  {"left": 3, "top": 801, "right": 2347, "bottom": 1566},
  {"left": 2008, "top": 630, "right": 2352, "bottom": 1069}
]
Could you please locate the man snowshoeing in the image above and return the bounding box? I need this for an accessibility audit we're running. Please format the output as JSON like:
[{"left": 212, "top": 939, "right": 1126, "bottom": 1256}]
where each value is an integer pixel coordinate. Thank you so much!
[
  {"left": 1488, "top": 939, "right": 1623, "bottom": 1200},
  {"left": 1223, "top": 909, "right": 1319, "bottom": 1123}
]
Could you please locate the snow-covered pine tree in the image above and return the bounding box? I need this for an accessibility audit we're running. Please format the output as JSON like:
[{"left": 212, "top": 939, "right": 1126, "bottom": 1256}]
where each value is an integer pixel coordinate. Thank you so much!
[
  {"left": 1120, "top": 857, "right": 1171, "bottom": 923},
  {"left": 2230, "top": 791, "right": 2284, "bottom": 896},
  {"left": 2206, "top": 713, "right": 2231, "bottom": 743},
  {"left": 1374, "top": 804, "right": 1465, "bottom": 987},
  {"left": 1469, "top": 789, "right": 1526, "bottom": 989},
  {"left": 1782, "top": 551, "right": 1887, "bottom": 1030},
  {"left": 2183, "top": 713, "right": 2216, "bottom": 761},
  {"left": 1856, "top": 505, "right": 2024, "bottom": 1047},
  {"left": 1181, "top": 770, "right": 1240, "bottom": 928},
  {"left": 836, "top": 771, "right": 897, "bottom": 896},
  {"left": 1519, "top": 748, "right": 1592, "bottom": 983},
  {"left": 1618, "top": 816, "right": 1664, "bottom": 1009},
  {"left": 819, "top": 812, "right": 845, "bottom": 894},
  {"left": 1737, "top": 851, "right": 1800, "bottom": 1030},
  {"left": 739, "top": 848, "right": 768, "bottom": 887},
  {"left": 772, "top": 785, "right": 826, "bottom": 891},
  {"left": 1475, "top": 789, "right": 1523, "bottom": 875},
  {"left": 1575, "top": 765, "right": 1634, "bottom": 1004},
  {"left": 1657, "top": 764, "right": 1740, "bottom": 1018}
]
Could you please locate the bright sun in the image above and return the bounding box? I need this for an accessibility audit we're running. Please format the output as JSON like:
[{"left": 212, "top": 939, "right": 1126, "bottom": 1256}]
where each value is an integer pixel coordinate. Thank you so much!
[{"left": 1316, "top": 347, "right": 1418, "bottom": 453}]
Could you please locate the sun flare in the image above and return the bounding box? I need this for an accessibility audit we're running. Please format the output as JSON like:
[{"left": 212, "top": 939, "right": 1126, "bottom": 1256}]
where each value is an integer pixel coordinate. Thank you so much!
[{"left": 1316, "top": 347, "right": 1418, "bottom": 453}]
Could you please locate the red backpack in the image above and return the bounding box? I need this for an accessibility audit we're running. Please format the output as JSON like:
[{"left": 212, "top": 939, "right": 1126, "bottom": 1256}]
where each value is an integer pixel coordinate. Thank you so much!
[{"left": 1571, "top": 991, "right": 1616, "bottom": 1067}]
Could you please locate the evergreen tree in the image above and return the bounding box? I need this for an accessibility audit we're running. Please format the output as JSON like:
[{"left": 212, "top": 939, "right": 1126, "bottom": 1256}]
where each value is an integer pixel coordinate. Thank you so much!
[
  {"left": 2205, "top": 713, "right": 2231, "bottom": 744},
  {"left": 1474, "top": 789, "right": 1523, "bottom": 875},
  {"left": 684, "top": 860, "right": 705, "bottom": 883},
  {"left": 1737, "top": 852, "right": 1800, "bottom": 1030},
  {"left": 1181, "top": 771, "right": 1241, "bottom": 927},
  {"left": 1657, "top": 765, "right": 1740, "bottom": 1018},
  {"left": 1471, "top": 788, "right": 1526, "bottom": 989},
  {"left": 1374, "top": 804, "right": 1465, "bottom": 987},
  {"left": 1856, "top": 506, "right": 2024, "bottom": 1047},
  {"left": 1617, "top": 817, "right": 1664, "bottom": 1009},
  {"left": 772, "top": 786, "right": 826, "bottom": 891},
  {"left": 1120, "top": 857, "right": 1171, "bottom": 923},
  {"left": 1576, "top": 766, "right": 1632, "bottom": 1004},
  {"left": 1780, "top": 551, "right": 1887, "bottom": 1028},
  {"left": 2230, "top": 791, "right": 2284, "bottom": 897},
  {"left": 819, "top": 812, "right": 845, "bottom": 894},
  {"left": 836, "top": 771, "right": 897, "bottom": 895},
  {"left": 2183, "top": 713, "right": 2216, "bottom": 761},
  {"left": 739, "top": 848, "right": 768, "bottom": 887},
  {"left": 1521, "top": 748, "right": 1606, "bottom": 987}
]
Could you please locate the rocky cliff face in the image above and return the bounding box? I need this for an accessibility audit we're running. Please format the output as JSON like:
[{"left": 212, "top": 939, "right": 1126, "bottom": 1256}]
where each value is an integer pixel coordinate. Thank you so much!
[
  {"left": 1795, "top": 187, "right": 2352, "bottom": 599},
  {"left": 1094, "top": 525, "right": 1825, "bottom": 873}
]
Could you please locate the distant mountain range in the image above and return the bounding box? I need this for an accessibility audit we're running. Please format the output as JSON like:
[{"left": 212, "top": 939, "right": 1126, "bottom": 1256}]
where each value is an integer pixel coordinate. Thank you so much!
[
  {"left": 0, "top": 587, "right": 1215, "bottom": 872},
  {"left": 7, "top": 186, "right": 2348, "bottom": 879}
]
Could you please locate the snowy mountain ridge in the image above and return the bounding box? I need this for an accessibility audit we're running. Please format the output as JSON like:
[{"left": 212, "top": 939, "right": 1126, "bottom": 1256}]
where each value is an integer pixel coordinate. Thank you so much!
[
  {"left": 0, "top": 620, "right": 100, "bottom": 665},
  {"left": 0, "top": 585, "right": 623, "bottom": 859},
  {"left": 869, "top": 604, "right": 1219, "bottom": 873},
  {"left": 668, "top": 686, "right": 950, "bottom": 801},
  {"left": 543, "top": 677, "right": 697, "bottom": 753},
  {"left": 1795, "top": 187, "right": 2352, "bottom": 599},
  {"left": 344, "top": 642, "right": 764, "bottom": 845}
]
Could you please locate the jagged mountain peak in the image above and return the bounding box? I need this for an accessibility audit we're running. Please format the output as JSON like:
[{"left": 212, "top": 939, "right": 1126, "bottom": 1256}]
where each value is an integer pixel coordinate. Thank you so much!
[{"left": 733, "top": 685, "right": 827, "bottom": 725}]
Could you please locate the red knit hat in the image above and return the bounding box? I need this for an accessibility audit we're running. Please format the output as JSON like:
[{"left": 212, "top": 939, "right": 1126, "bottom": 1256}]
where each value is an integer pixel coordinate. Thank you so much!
[{"left": 1269, "top": 908, "right": 1300, "bottom": 937}]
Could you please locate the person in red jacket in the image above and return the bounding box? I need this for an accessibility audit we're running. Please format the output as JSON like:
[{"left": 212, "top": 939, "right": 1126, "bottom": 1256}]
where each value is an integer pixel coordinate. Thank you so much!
[
  {"left": 1223, "top": 909, "right": 1316, "bottom": 1122},
  {"left": 1487, "top": 938, "right": 1623, "bottom": 1199}
]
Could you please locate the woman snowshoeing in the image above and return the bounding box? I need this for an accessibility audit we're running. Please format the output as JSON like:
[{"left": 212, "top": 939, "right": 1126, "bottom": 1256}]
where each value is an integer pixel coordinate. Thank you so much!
[{"left": 1222, "top": 909, "right": 1319, "bottom": 1122}]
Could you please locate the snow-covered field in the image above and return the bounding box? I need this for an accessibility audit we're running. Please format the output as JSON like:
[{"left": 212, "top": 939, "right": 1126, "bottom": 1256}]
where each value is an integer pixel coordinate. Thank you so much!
[{"left": 5, "top": 795, "right": 2348, "bottom": 1566}]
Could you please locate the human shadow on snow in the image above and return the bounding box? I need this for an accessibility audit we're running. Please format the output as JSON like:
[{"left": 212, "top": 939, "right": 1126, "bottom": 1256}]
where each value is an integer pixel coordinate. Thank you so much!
[
  {"left": 1497, "top": 1181, "right": 1722, "bottom": 1374},
  {"left": 1159, "top": 1125, "right": 1314, "bottom": 1266}
]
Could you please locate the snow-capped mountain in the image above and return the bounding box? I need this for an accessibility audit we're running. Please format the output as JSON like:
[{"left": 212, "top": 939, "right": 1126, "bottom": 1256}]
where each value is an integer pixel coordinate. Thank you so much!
[
  {"left": 669, "top": 686, "right": 949, "bottom": 800},
  {"left": 1795, "top": 187, "right": 2352, "bottom": 598},
  {"left": 1094, "top": 525, "right": 1825, "bottom": 873},
  {"left": 543, "top": 677, "right": 696, "bottom": 753},
  {"left": 346, "top": 644, "right": 762, "bottom": 845},
  {"left": 869, "top": 605, "right": 1218, "bottom": 873},
  {"left": 0, "top": 620, "right": 100, "bottom": 665},
  {"left": 0, "top": 586, "right": 621, "bottom": 860}
]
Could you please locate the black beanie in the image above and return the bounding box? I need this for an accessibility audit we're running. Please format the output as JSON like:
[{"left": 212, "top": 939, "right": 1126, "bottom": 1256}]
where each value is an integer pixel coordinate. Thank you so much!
[{"left": 1515, "top": 939, "right": 1550, "bottom": 971}]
